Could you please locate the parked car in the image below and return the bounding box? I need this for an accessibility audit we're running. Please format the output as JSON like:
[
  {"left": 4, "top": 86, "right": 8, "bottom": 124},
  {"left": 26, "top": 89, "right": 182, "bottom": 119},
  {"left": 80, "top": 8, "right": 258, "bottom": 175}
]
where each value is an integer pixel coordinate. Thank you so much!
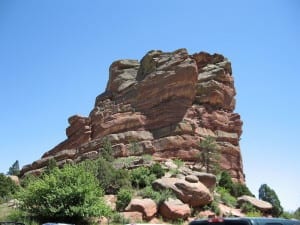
[{"left": 189, "top": 217, "right": 300, "bottom": 225}]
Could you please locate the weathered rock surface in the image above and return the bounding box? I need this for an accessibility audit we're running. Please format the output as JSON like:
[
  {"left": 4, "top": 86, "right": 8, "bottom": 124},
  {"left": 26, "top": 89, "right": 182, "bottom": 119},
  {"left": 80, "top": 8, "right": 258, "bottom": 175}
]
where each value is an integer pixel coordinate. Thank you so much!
[
  {"left": 125, "top": 198, "right": 157, "bottom": 220},
  {"left": 159, "top": 198, "right": 191, "bottom": 220},
  {"left": 8, "top": 175, "right": 20, "bottom": 185},
  {"left": 153, "top": 177, "right": 213, "bottom": 207},
  {"left": 237, "top": 195, "right": 273, "bottom": 212},
  {"left": 218, "top": 203, "right": 245, "bottom": 217},
  {"left": 120, "top": 211, "right": 143, "bottom": 223},
  {"left": 21, "top": 48, "right": 245, "bottom": 182}
]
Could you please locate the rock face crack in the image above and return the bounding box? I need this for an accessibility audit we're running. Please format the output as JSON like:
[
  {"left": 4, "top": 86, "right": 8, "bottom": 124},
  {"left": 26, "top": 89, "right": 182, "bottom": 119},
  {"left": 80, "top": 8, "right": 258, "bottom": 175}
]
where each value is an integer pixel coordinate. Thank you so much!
[{"left": 21, "top": 48, "right": 245, "bottom": 183}]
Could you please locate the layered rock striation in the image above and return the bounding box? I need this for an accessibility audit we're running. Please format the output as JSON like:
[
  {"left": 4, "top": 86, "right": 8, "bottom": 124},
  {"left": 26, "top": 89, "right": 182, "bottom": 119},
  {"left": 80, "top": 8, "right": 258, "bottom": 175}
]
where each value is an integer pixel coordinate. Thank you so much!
[{"left": 21, "top": 48, "right": 244, "bottom": 182}]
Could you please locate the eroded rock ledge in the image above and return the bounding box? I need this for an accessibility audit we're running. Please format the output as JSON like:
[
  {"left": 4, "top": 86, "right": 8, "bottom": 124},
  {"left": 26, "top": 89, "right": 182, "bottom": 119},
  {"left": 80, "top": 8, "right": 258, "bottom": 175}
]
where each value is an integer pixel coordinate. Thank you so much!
[{"left": 21, "top": 48, "right": 244, "bottom": 182}]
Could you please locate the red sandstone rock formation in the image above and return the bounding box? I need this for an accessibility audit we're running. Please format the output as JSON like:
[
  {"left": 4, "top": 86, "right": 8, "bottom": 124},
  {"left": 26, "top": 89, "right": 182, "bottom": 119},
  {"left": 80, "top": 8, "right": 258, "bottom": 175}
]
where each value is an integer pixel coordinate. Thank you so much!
[{"left": 21, "top": 48, "right": 244, "bottom": 182}]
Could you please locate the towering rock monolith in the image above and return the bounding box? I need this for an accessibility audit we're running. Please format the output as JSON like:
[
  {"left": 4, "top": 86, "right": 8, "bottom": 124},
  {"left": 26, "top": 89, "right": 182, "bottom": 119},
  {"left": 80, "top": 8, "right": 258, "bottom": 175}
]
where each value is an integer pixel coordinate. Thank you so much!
[{"left": 21, "top": 48, "right": 244, "bottom": 182}]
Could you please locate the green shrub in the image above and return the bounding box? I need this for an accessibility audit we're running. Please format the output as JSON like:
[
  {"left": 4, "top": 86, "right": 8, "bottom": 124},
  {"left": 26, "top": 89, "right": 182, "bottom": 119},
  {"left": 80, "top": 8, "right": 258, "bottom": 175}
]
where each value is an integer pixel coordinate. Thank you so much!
[
  {"left": 17, "top": 164, "right": 111, "bottom": 223},
  {"left": 240, "top": 202, "right": 261, "bottom": 217},
  {"left": 139, "top": 186, "right": 174, "bottom": 205},
  {"left": 130, "top": 167, "right": 156, "bottom": 188},
  {"left": 141, "top": 154, "right": 153, "bottom": 163},
  {"left": 259, "top": 183, "right": 283, "bottom": 217},
  {"left": 154, "top": 189, "right": 174, "bottom": 205},
  {"left": 205, "top": 200, "right": 221, "bottom": 215},
  {"left": 111, "top": 212, "right": 130, "bottom": 224},
  {"left": 116, "top": 188, "right": 132, "bottom": 211},
  {"left": 83, "top": 157, "right": 131, "bottom": 194},
  {"left": 218, "top": 171, "right": 253, "bottom": 197},
  {"left": 294, "top": 207, "right": 300, "bottom": 220},
  {"left": 218, "top": 171, "right": 233, "bottom": 190},
  {"left": 173, "top": 159, "right": 184, "bottom": 168},
  {"left": 217, "top": 187, "right": 237, "bottom": 207},
  {"left": 129, "top": 141, "right": 139, "bottom": 154},
  {"left": 139, "top": 186, "right": 160, "bottom": 200},
  {"left": 231, "top": 182, "right": 253, "bottom": 197},
  {"left": 173, "top": 218, "right": 184, "bottom": 225},
  {"left": 100, "top": 138, "right": 114, "bottom": 162},
  {"left": 281, "top": 211, "right": 294, "bottom": 219},
  {"left": 43, "top": 158, "right": 58, "bottom": 175},
  {"left": 0, "top": 173, "right": 19, "bottom": 202},
  {"left": 5, "top": 209, "right": 39, "bottom": 225},
  {"left": 113, "top": 156, "right": 137, "bottom": 168},
  {"left": 149, "top": 163, "right": 165, "bottom": 178}
]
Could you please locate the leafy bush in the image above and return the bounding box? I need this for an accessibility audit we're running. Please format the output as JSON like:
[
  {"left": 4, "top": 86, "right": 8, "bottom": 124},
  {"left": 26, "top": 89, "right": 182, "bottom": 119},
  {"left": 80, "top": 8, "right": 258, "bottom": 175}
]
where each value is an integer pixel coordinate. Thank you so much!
[
  {"left": 139, "top": 186, "right": 160, "bottom": 200},
  {"left": 231, "top": 182, "right": 253, "bottom": 197},
  {"left": 218, "top": 171, "right": 233, "bottom": 190},
  {"left": 218, "top": 171, "right": 253, "bottom": 197},
  {"left": 259, "top": 183, "right": 283, "bottom": 217},
  {"left": 130, "top": 167, "right": 156, "bottom": 188},
  {"left": 240, "top": 202, "right": 261, "bottom": 216},
  {"left": 173, "top": 159, "right": 184, "bottom": 168},
  {"left": 294, "top": 207, "right": 300, "bottom": 219},
  {"left": 100, "top": 138, "right": 114, "bottom": 162},
  {"left": 139, "top": 186, "right": 174, "bottom": 205},
  {"left": 83, "top": 157, "right": 131, "bottom": 194},
  {"left": 116, "top": 188, "right": 132, "bottom": 211},
  {"left": 173, "top": 218, "right": 184, "bottom": 225},
  {"left": 111, "top": 212, "right": 130, "bottom": 224},
  {"left": 149, "top": 163, "right": 165, "bottom": 178},
  {"left": 5, "top": 209, "right": 39, "bottom": 225},
  {"left": 113, "top": 156, "right": 137, "bottom": 168},
  {"left": 43, "top": 158, "right": 58, "bottom": 175},
  {"left": 0, "top": 173, "right": 19, "bottom": 202},
  {"left": 142, "top": 154, "right": 153, "bottom": 163},
  {"left": 217, "top": 187, "right": 237, "bottom": 207},
  {"left": 17, "top": 164, "right": 111, "bottom": 223},
  {"left": 154, "top": 189, "right": 174, "bottom": 205},
  {"left": 203, "top": 200, "right": 220, "bottom": 215}
]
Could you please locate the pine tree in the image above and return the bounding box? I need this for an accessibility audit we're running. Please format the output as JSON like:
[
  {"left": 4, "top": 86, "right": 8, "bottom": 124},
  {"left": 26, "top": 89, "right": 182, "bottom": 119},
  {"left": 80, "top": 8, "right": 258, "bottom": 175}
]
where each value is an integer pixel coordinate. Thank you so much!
[
  {"left": 259, "top": 183, "right": 283, "bottom": 217},
  {"left": 7, "top": 160, "right": 20, "bottom": 176},
  {"left": 198, "top": 136, "right": 220, "bottom": 173}
]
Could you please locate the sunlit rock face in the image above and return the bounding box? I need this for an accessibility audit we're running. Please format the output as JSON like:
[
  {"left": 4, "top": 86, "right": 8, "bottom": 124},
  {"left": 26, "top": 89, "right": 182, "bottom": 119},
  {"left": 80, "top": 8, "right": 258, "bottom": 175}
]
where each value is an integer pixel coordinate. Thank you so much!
[{"left": 21, "top": 48, "right": 244, "bottom": 183}]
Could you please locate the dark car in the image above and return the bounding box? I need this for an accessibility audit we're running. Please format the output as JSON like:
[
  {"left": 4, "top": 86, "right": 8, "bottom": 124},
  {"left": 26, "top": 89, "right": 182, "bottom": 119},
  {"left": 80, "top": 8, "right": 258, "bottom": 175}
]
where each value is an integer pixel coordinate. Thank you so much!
[{"left": 189, "top": 217, "right": 300, "bottom": 225}]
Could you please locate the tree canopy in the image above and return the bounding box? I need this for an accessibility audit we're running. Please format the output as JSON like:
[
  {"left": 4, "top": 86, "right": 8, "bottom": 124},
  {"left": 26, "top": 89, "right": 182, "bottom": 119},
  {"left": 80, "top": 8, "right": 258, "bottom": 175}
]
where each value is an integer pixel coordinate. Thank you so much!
[
  {"left": 198, "top": 136, "right": 220, "bottom": 173},
  {"left": 17, "top": 163, "right": 111, "bottom": 224},
  {"left": 259, "top": 183, "right": 283, "bottom": 217},
  {"left": 7, "top": 160, "right": 20, "bottom": 176}
]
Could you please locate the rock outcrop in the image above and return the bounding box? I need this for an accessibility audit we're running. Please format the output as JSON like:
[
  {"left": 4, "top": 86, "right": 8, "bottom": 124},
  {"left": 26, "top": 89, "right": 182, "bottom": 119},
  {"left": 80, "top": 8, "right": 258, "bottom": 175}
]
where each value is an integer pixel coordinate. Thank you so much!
[
  {"left": 21, "top": 48, "right": 244, "bottom": 182},
  {"left": 153, "top": 177, "right": 213, "bottom": 207},
  {"left": 159, "top": 198, "right": 191, "bottom": 220},
  {"left": 237, "top": 195, "right": 273, "bottom": 212},
  {"left": 125, "top": 198, "right": 157, "bottom": 221}
]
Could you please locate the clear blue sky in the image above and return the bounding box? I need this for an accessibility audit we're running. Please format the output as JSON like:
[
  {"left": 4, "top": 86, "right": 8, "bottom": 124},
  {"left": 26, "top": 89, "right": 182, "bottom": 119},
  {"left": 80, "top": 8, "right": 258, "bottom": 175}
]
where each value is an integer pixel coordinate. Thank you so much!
[{"left": 1, "top": 0, "right": 299, "bottom": 211}]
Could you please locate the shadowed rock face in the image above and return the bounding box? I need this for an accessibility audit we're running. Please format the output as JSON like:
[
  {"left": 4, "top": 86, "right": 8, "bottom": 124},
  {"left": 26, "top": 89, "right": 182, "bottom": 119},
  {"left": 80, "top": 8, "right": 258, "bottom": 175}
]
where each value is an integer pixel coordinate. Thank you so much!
[{"left": 21, "top": 48, "right": 244, "bottom": 182}]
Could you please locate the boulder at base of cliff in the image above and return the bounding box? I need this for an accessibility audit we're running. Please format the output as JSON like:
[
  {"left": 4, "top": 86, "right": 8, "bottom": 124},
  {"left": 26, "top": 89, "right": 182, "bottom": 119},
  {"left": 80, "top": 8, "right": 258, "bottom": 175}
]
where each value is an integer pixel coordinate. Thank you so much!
[
  {"left": 159, "top": 198, "right": 191, "bottom": 220},
  {"left": 120, "top": 211, "right": 143, "bottom": 223},
  {"left": 125, "top": 198, "right": 157, "bottom": 221},
  {"left": 153, "top": 177, "right": 213, "bottom": 207},
  {"left": 237, "top": 195, "right": 273, "bottom": 212}
]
